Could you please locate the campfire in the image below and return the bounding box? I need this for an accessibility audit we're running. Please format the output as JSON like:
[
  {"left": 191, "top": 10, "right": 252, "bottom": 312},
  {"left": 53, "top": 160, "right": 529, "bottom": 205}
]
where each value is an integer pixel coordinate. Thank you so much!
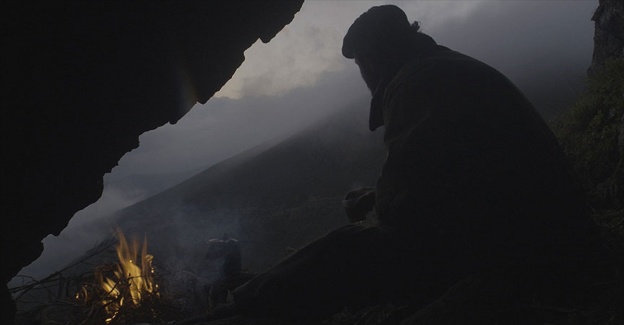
[
  {"left": 68, "top": 228, "right": 168, "bottom": 324},
  {"left": 11, "top": 229, "right": 248, "bottom": 324},
  {"left": 92, "top": 229, "right": 159, "bottom": 323}
]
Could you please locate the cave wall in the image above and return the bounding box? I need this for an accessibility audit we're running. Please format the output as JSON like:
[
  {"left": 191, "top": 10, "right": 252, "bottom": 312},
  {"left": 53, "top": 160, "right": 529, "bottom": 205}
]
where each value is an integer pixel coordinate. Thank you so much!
[{"left": 1, "top": 1, "right": 303, "bottom": 321}]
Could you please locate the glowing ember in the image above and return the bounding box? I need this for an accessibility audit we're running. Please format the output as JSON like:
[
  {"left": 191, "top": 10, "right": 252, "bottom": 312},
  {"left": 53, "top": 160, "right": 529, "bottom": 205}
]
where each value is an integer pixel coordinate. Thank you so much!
[{"left": 95, "top": 228, "right": 159, "bottom": 323}]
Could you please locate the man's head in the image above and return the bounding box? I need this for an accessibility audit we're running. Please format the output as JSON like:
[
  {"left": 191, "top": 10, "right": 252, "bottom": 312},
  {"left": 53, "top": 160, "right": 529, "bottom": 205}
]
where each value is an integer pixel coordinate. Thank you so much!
[
  {"left": 343, "top": 5, "right": 437, "bottom": 130},
  {"left": 342, "top": 5, "right": 411, "bottom": 60},
  {"left": 343, "top": 5, "right": 435, "bottom": 93}
]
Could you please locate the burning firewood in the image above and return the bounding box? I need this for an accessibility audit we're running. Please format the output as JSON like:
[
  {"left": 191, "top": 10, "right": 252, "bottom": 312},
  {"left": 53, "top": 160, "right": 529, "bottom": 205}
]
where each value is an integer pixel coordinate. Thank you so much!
[
  {"left": 11, "top": 230, "right": 259, "bottom": 324},
  {"left": 68, "top": 228, "right": 178, "bottom": 324}
]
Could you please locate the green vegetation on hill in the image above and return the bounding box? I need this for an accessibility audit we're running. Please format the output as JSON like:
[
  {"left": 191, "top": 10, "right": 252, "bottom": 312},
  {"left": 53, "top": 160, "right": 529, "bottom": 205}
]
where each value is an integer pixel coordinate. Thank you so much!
[
  {"left": 551, "top": 58, "right": 623, "bottom": 325},
  {"left": 552, "top": 58, "right": 623, "bottom": 231}
]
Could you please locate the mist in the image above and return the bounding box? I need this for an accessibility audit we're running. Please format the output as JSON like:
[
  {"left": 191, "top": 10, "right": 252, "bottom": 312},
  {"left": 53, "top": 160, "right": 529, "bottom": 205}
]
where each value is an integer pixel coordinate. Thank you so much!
[
  {"left": 12, "top": 0, "right": 598, "bottom": 287},
  {"left": 11, "top": 68, "right": 370, "bottom": 284}
]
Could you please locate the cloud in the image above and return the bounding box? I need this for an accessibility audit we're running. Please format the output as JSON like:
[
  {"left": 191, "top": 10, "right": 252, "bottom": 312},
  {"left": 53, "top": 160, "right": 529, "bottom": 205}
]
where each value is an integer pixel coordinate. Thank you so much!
[
  {"left": 215, "top": 0, "right": 595, "bottom": 102},
  {"left": 393, "top": 0, "right": 486, "bottom": 30},
  {"left": 428, "top": 1, "right": 596, "bottom": 81},
  {"left": 216, "top": 1, "right": 358, "bottom": 99},
  {"left": 110, "top": 66, "right": 368, "bottom": 178},
  {"left": 216, "top": 1, "right": 488, "bottom": 99},
  {"left": 424, "top": 0, "right": 597, "bottom": 117}
]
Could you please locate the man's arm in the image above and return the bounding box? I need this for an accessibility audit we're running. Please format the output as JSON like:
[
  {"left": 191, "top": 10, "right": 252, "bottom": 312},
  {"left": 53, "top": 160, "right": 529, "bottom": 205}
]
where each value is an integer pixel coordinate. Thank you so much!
[{"left": 375, "top": 75, "right": 435, "bottom": 221}]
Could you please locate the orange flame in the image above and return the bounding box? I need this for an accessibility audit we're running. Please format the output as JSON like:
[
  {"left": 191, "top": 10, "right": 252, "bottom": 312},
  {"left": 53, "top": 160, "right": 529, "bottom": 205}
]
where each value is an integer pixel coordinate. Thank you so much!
[{"left": 96, "top": 228, "right": 158, "bottom": 323}]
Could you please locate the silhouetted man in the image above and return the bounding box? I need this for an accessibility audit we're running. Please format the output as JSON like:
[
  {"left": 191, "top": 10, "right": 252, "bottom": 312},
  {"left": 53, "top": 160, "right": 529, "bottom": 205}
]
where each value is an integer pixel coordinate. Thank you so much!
[{"left": 211, "top": 5, "right": 601, "bottom": 323}]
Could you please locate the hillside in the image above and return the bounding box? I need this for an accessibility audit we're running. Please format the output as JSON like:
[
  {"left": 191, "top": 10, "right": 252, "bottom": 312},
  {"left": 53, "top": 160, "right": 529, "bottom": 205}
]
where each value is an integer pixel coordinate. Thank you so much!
[{"left": 86, "top": 102, "right": 385, "bottom": 276}]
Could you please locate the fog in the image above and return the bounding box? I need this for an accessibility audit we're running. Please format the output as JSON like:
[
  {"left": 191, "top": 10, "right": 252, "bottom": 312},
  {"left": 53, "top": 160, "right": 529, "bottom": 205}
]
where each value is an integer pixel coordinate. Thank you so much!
[{"left": 13, "top": 0, "right": 598, "bottom": 285}]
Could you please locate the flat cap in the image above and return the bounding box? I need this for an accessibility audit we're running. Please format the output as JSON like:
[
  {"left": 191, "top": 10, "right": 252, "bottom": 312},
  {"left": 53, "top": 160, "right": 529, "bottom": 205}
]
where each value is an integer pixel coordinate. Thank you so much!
[{"left": 342, "top": 5, "right": 410, "bottom": 59}]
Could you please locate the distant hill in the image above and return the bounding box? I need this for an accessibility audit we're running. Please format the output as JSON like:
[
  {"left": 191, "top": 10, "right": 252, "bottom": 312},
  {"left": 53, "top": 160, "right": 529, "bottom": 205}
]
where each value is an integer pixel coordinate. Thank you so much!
[
  {"left": 82, "top": 102, "right": 385, "bottom": 277},
  {"left": 104, "top": 168, "right": 202, "bottom": 200}
]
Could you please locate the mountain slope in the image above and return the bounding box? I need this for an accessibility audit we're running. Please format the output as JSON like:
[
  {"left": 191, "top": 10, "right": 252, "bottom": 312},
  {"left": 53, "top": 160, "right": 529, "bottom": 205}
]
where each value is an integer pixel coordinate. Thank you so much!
[{"left": 88, "top": 102, "right": 385, "bottom": 275}]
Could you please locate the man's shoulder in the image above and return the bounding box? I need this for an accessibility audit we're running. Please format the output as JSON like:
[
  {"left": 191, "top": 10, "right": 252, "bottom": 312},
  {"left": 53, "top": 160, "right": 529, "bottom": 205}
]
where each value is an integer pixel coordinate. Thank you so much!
[
  {"left": 388, "top": 47, "right": 504, "bottom": 94},
  {"left": 404, "top": 47, "right": 491, "bottom": 77}
]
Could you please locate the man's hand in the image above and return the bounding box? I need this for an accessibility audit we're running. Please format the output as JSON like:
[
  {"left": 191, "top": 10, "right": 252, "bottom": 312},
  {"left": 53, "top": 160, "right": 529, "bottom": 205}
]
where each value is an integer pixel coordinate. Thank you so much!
[{"left": 343, "top": 186, "right": 376, "bottom": 223}]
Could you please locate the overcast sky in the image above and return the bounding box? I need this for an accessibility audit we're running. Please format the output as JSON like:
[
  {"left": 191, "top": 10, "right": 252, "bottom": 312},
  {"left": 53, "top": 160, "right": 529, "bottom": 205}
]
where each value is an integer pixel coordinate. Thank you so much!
[
  {"left": 111, "top": 0, "right": 596, "bottom": 178},
  {"left": 15, "top": 0, "right": 598, "bottom": 283}
]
